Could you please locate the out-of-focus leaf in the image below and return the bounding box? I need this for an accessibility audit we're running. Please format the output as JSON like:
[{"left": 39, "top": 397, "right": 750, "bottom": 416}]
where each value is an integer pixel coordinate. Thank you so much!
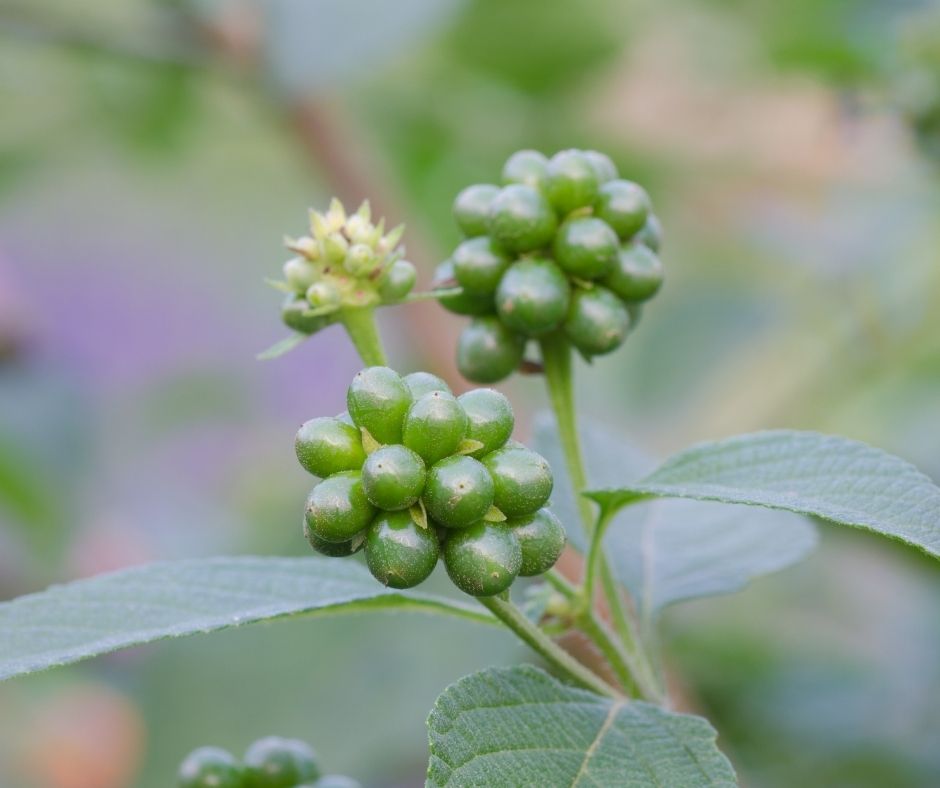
[{"left": 426, "top": 665, "right": 738, "bottom": 786}]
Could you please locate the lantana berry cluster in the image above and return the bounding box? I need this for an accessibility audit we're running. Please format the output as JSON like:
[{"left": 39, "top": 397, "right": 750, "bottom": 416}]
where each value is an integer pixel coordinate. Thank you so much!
[
  {"left": 434, "top": 148, "right": 664, "bottom": 383},
  {"left": 296, "top": 367, "right": 566, "bottom": 597},
  {"left": 178, "top": 735, "right": 359, "bottom": 788},
  {"left": 276, "top": 199, "right": 416, "bottom": 336}
]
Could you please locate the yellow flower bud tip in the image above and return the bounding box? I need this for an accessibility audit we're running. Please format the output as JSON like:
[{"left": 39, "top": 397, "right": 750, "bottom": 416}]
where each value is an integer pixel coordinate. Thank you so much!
[
  {"left": 309, "top": 209, "right": 329, "bottom": 239},
  {"left": 326, "top": 197, "right": 347, "bottom": 229},
  {"left": 356, "top": 200, "right": 372, "bottom": 222}
]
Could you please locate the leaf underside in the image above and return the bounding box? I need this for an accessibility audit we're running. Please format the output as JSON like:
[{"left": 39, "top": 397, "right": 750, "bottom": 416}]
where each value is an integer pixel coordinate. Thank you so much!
[
  {"left": 426, "top": 665, "right": 737, "bottom": 787},
  {"left": 588, "top": 430, "right": 940, "bottom": 559},
  {"left": 0, "top": 556, "right": 492, "bottom": 683},
  {"left": 534, "top": 415, "right": 818, "bottom": 615}
]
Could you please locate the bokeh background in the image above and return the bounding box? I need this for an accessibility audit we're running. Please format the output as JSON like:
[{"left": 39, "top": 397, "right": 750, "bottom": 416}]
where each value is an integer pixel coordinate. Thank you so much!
[{"left": 2, "top": 1, "right": 940, "bottom": 786}]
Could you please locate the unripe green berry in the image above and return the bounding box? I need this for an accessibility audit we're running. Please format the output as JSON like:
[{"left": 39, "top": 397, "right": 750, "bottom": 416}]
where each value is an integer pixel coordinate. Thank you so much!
[
  {"left": 365, "top": 510, "right": 440, "bottom": 589},
  {"left": 306, "top": 280, "right": 341, "bottom": 309},
  {"left": 495, "top": 258, "right": 570, "bottom": 336},
  {"left": 603, "top": 244, "right": 664, "bottom": 302},
  {"left": 457, "top": 317, "right": 525, "bottom": 384},
  {"left": 545, "top": 150, "right": 599, "bottom": 215},
  {"left": 564, "top": 286, "right": 630, "bottom": 357},
  {"left": 304, "top": 522, "right": 364, "bottom": 557},
  {"left": 453, "top": 183, "right": 500, "bottom": 237},
  {"left": 443, "top": 522, "right": 521, "bottom": 596},
  {"left": 510, "top": 507, "right": 566, "bottom": 576},
  {"left": 281, "top": 296, "right": 334, "bottom": 335},
  {"left": 433, "top": 259, "right": 494, "bottom": 316},
  {"left": 452, "top": 236, "right": 512, "bottom": 295},
  {"left": 347, "top": 366, "right": 411, "bottom": 445},
  {"left": 634, "top": 214, "right": 662, "bottom": 252},
  {"left": 361, "top": 444, "right": 426, "bottom": 510},
  {"left": 283, "top": 257, "right": 318, "bottom": 293},
  {"left": 457, "top": 389, "right": 514, "bottom": 458},
  {"left": 178, "top": 747, "right": 244, "bottom": 788},
  {"left": 377, "top": 259, "right": 416, "bottom": 302},
  {"left": 482, "top": 446, "right": 553, "bottom": 518},
  {"left": 583, "top": 150, "right": 619, "bottom": 183},
  {"left": 305, "top": 471, "right": 375, "bottom": 543},
  {"left": 553, "top": 217, "right": 619, "bottom": 279},
  {"left": 594, "top": 180, "right": 651, "bottom": 240},
  {"left": 344, "top": 243, "right": 376, "bottom": 276},
  {"left": 244, "top": 737, "right": 320, "bottom": 788},
  {"left": 487, "top": 184, "right": 557, "bottom": 253},
  {"left": 402, "top": 371, "right": 451, "bottom": 399},
  {"left": 402, "top": 391, "right": 468, "bottom": 465},
  {"left": 501, "top": 149, "right": 549, "bottom": 189},
  {"left": 323, "top": 232, "right": 349, "bottom": 264},
  {"left": 423, "top": 455, "right": 495, "bottom": 529},
  {"left": 295, "top": 417, "right": 366, "bottom": 478}
]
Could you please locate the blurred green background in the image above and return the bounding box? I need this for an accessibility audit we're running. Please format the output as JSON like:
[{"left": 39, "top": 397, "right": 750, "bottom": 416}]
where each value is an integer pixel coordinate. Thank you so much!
[{"left": 2, "top": 1, "right": 939, "bottom": 786}]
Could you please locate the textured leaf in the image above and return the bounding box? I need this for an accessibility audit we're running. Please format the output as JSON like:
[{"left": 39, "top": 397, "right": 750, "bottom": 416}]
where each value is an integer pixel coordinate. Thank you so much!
[
  {"left": 587, "top": 430, "right": 940, "bottom": 559},
  {"left": 0, "top": 557, "right": 493, "bottom": 682},
  {"left": 426, "top": 665, "right": 737, "bottom": 787},
  {"left": 534, "top": 415, "right": 817, "bottom": 615}
]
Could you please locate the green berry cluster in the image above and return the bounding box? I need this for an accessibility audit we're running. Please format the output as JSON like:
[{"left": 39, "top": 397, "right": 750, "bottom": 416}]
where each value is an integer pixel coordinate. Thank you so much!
[
  {"left": 178, "top": 736, "right": 360, "bottom": 788},
  {"left": 435, "top": 148, "right": 664, "bottom": 383},
  {"left": 296, "top": 367, "right": 566, "bottom": 596},
  {"left": 277, "top": 199, "right": 416, "bottom": 335}
]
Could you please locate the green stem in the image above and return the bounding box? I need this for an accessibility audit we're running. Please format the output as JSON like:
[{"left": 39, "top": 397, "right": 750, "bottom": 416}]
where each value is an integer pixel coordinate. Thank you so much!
[
  {"left": 538, "top": 332, "right": 656, "bottom": 690},
  {"left": 341, "top": 307, "right": 387, "bottom": 367},
  {"left": 479, "top": 595, "right": 621, "bottom": 699},
  {"left": 582, "top": 507, "right": 615, "bottom": 611},
  {"left": 403, "top": 287, "right": 463, "bottom": 303}
]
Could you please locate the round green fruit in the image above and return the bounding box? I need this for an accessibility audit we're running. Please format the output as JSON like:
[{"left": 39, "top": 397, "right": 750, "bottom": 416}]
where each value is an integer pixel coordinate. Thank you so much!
[
  {"left": 402, "top": 391, "right": 469, "bottom": 465},
  {"left": 544, "top": 150, "right": 599, "bottom": 215},
  {"left": 510, "top": 508, "right": 566, "bottom": 576},
  {"left": 423, "top": 455, "right": 495, "bottom": 529},
  {"left": 603, "top": 244, "right": 664, "bottom": 302},
  {"left": 634, "top": 214, "right": 662, "bottom": 252},
  {"left": 495, "top": 258, "right": 570, "bottom": 336},
  {"left": 402, "top": 371, "right": 451, "bottom": 399},
  {"left": 244, "top": 737, "right": 320, "bottom": 788},
  {"left": 482, "top": 446, "right": 553, "bottom": 518},
  {"left": 281, "top": 296, "right": 333, "bottom": 335},
  {"left": 501, "top": 149, "right": 549, "bottom": 189},
  {"left": 553, "top": 216, "right": 619, "bottom": 279},
  {"left": 487, "top": 184, "right": 557, "bottom": 253},
  {"left": 365, "top": 510, "right": 440, "bottom": 589},
  {"left": 178, "top": 747, "right": 243, "bottom": 788},
  {"left": 594, "top": 180, "right": 651, "bottom": 240},
  {"left": 432, "top": 259, "right": 494, "bottom": 316},
  {"left": 443, "top": 522, "right": 522, "bottom": 596},
  {"left": 564, "top": 286, "right": 630, "bottom": 357},
  {"left": 453, "top": 183, "right": 500, "bottom": 237},
  {"left": 295, "top": 417, "right": 366, "bottom": 478},
  {"left": 377, "top": 260, "right": 417, "bottom": 302},
  {"left": 583, "top": 150, "right": 618, "bottom": 183},
  {"left": 361, "top": 445, "right": 426, "bottom": 510},
  {"left": 346, "top": 366, "right": 411, "bottom": 445},
  {"left": 304, "top": 471, "right": 376, "bottom": 543},
  {"left": 452, "top": 237, "right": 512, "bottom": 295},
  {"left": 457, "top": 317, "right": 525, "bottom": 384},
  {"left": 457, "top": 389, "right": 514, "bottom": 458},
  {"left": 304, "top": 523, "right": 364, "bottom": 557}
]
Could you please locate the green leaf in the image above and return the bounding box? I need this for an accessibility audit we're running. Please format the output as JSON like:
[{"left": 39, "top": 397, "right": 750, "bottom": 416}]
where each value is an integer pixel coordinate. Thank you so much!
[
  {"left": 426, "top": 665, "right": 737, "bottom": 787},
  {"left": 257, "top": 333, "right": 308, "bottom": 360},
  {"left": 587, "top": 430, "right": 940, "bottom": 559},
  {"left": 0, "top": 557, "right": 494, "bottom": 683},
  {"left": 534, "top": 415, "right": 818, "bottom": 615}
]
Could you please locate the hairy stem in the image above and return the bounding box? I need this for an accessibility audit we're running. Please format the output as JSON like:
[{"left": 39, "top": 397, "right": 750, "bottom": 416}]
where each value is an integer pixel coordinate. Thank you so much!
[
  {"left": 479, "top": 595, "right": 621, "bottom": 699},
  {"left": 341, "top": 307, "right": 387, "bottom": 367}
]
